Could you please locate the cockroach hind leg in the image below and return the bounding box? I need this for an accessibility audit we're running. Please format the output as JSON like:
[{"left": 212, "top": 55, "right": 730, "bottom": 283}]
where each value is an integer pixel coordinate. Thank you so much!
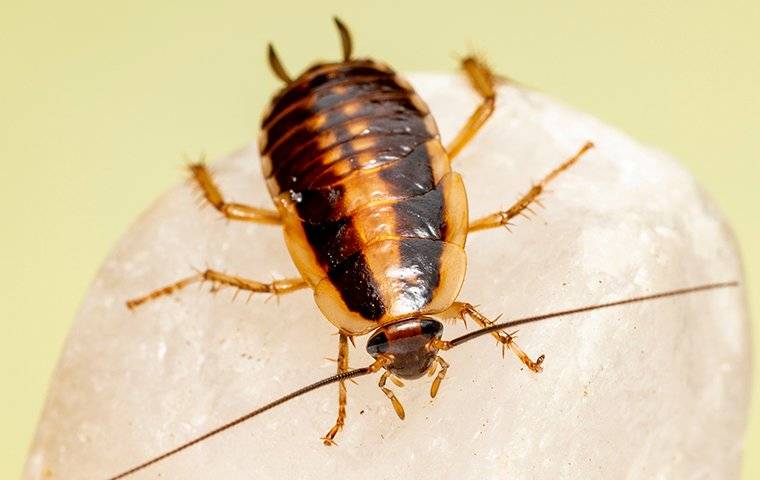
[{"left": 446, "top": 54, "right": 497, "bottom": 161}]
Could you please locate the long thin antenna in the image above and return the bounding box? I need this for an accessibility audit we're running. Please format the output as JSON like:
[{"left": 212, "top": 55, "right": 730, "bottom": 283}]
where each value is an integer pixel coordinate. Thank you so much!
[
  {"left": 448, "top": 281, "right": 739, "bottom": 348},
  {"left": 108, "top": 280, "right": 738, "bottom": 479},
  {"left": 108, "top": 367, "right": 372, "bottom": 480}
]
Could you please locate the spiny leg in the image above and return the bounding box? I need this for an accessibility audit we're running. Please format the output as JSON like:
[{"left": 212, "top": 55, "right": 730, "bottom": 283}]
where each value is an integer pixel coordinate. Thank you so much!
[
  {"left": 378, "top": 370, "right": 405, "bottom": 420},
  {"left": 322, "top": 333, "right": 350, "bottom": 446},
  {"left": 429, "top": 356, "right": 450, "bottom": 398},
  {"left": 440, "top": 302, "right": 544, "bottom": 373},
  {"left": 468, "top": 142, "right": 594, "bottom": 233},
  {"left": 447, "top": 55, "right": 497, "bottom": 161},
  {"left": 188, "top": 163, "right": 281, "bottom": 224},
  {"left": 126, "top": 270, "right": 307, "bottom": 310}
]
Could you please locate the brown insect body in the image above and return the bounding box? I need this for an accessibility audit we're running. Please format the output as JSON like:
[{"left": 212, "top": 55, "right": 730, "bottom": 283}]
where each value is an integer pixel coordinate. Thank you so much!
[
  {"left": 260, "top": 60, "right": 467, "bottom": 337},
  {"left": 112, "top": 18, "right": 737, "bottom": 479}
]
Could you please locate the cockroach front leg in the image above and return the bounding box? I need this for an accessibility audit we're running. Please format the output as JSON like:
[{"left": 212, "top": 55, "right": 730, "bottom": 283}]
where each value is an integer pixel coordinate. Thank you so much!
[
  {"left": 468, "top": 142, "right": 594, "bottom": 233},
  {"left": 126, "top": 270, "right": 307, "bottom": 310},
  {"left": 446, "top": 55, "right": 496, "bottom": 161},
  {"left": 439, "top": 302, "right": 544, "bottom": 373},
  {"left": 189, "top": 163, "right": 281, "bottom": 224},
  {"left": 322, "top": 333, "right": 350, "bottom": 446}
]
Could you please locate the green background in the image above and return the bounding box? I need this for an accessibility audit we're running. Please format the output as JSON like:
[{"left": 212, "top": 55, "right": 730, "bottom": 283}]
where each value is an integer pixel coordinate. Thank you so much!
[{"left": 1, "top": 1, "right": 757, "bottom": 477}]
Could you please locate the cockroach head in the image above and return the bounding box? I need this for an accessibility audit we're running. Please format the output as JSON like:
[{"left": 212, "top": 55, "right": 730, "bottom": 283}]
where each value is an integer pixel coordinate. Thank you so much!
[{"left": 366, "top": 317, "right": 444, "bottom": 380}]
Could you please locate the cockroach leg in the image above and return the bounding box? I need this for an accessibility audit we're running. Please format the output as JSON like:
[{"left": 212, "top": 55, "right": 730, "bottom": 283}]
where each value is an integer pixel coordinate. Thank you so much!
[
  {"left": 441, "top": 302, "right": 544, "bottom": 373},
  {"left": 188, "top": 162, "right": 281, "bottom": 224},
  {"left": 429, "top": 356, "right": 449, "bottom": 398},
  {"left": 322, "top": 333, "right": 350, "bottom": 446},
  {"left": 446, "top": 55, "right": 496, "bottom": 160},
  {"left": 378, "top": 370, "right": 406, "bottom": 420},
  {"left": 468, "top": 142, "right": 594, "bottom": 233},
  {"left": 126, "top": 270, "right": 306, "bottom": 310}
]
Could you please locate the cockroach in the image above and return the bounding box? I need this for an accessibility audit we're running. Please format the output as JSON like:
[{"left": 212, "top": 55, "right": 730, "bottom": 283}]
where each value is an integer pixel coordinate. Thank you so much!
[{"left": 111, "top": 17, "right": 737, "bottom": 479}]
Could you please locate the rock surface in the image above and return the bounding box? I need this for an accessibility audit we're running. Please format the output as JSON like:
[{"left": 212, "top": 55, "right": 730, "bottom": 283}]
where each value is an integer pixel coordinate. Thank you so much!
[{"left": 24, "top": 73, "right": 751, "bottom": 479}]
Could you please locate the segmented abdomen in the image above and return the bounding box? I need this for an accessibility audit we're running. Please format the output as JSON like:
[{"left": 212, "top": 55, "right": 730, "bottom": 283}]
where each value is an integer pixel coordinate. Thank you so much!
[{"left": 260, "top": 60, "right": 468, "bottom": 335}]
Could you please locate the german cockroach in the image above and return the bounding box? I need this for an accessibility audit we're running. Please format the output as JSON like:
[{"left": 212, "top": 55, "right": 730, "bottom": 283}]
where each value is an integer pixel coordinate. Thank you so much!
[{"left": 111, "top": 17, "right": 737, "bottom": 479}]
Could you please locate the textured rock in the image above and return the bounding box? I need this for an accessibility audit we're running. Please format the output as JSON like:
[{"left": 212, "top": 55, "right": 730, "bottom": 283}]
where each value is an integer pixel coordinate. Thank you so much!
[{"left": 24, "top": 73, "right": 750, "bottom": 480}]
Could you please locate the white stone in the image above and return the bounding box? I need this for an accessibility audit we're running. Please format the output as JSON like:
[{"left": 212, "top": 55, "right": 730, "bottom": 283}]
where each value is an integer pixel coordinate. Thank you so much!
[{"left": 24, "top": 73, "right": 751, "bottom": 480}]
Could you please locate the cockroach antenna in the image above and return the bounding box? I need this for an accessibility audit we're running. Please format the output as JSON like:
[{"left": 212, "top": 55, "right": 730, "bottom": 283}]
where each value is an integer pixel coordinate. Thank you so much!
[
  {"left": 109, "top": 280, "right": 737, "bottom": 480},
  {"left": 441, "top": 281, "right": 739, "bottom": 349},
  {"left": 108, "top": 367, "right": 373, "bottom": 480}
]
